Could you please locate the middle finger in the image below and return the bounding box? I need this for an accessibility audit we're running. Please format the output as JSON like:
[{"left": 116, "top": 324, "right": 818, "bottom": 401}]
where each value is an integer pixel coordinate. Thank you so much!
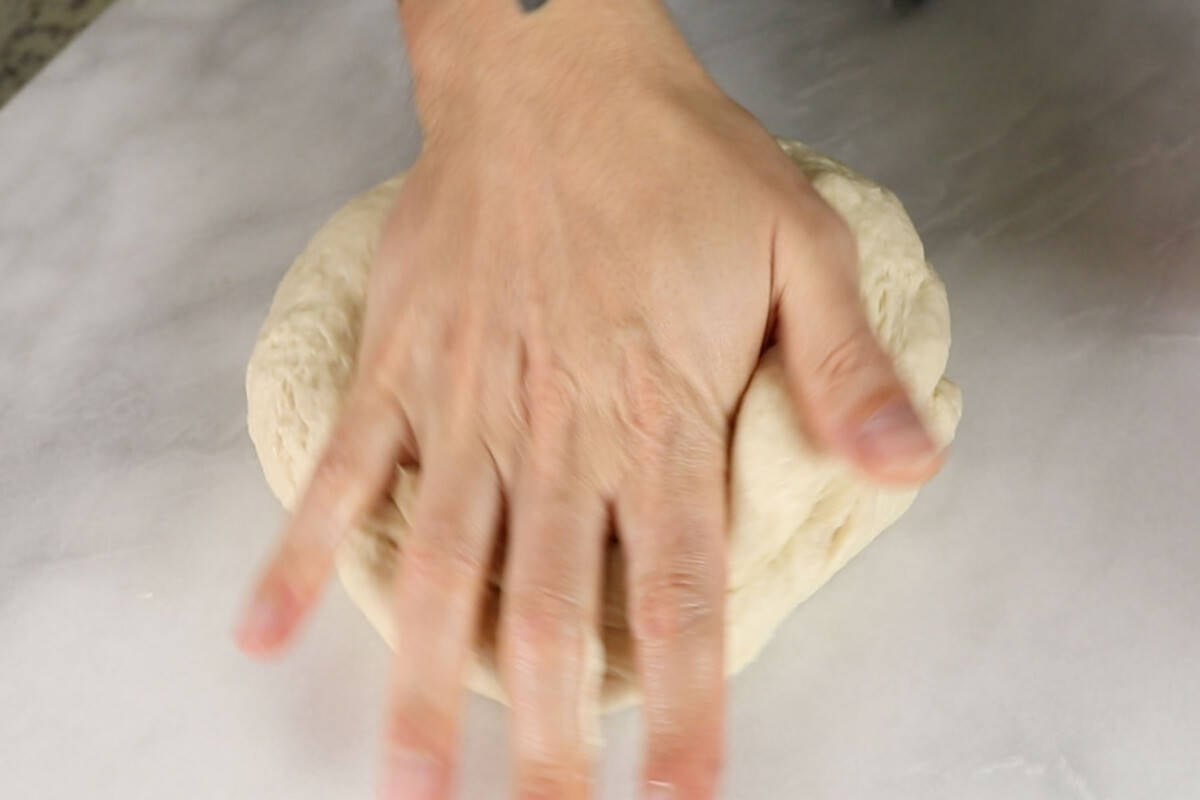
[
  {"left": 618, "top": 417, "right": 728, "bottom": 800},
  {"left": 381, "top": 437, "right": 502, "bottom": 800},
  {"left": 502, "top": 407, "right": 608, "bottom": 799}
]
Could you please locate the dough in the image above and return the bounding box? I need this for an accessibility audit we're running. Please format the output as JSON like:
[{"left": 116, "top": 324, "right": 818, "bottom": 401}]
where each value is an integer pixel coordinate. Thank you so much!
[{"left": 246, "top": 139, "right": 962, "bottom": 710}]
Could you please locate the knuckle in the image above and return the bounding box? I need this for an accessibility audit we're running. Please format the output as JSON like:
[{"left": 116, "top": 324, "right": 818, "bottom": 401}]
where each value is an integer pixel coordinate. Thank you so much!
[
  {"left": 385, "top": 698, "right": 453, "bottom": 756},
  {"left": 805, "top": 205, "right": 856, "bottom": 257},
  {"left": 632, "top": 564, "right": 719, "bottom": 642},
  {"left": 367, "top": 332, "right": 411, "bottom": 384},
  {"left": 311, "top": 440, "right": 359, "bottom": 497},
  {"left": 273, "top": 541, "right": 327, "bottom": 594},
  {"left": 507, "top": 584, "right": 586, "bottom": 655},
  {"left": 814, "top": 330, "right": 885, "bottom": 387},
  {"left": 619, "top": 357, "right": 681, "bottom": 445},
  {"left": 518, "top": 761, "right": 590, "bottom": 797},
  {"left": 664, "top": 429, "right": 726, "bottom": 487},
  {"left": 404, "top": 533, "right": 485, "bottom": 592},
  {"left": 822, "top": 214, "right": 857, "bottom": 260},
  {"left": 362, "top": 370, "right": 408, "bottom": 420},
  {"left": 649, "top": 747, "right": 724, "bottom": 790},
  {"left": 789, "top": 201, "right": 858, "bottom": 273},
  {"left": 524, "top": 363, "right": 580, "bottom": 424}
]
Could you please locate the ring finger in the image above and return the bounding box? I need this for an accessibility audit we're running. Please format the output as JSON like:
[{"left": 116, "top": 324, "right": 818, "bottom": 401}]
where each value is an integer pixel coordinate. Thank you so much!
[{"left": 380, "top": 437, "right": 503, "bottom": 800}]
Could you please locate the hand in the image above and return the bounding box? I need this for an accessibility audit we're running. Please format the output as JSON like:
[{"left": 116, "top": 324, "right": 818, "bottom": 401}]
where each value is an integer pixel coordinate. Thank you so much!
[{"left": 237, "top": 2, "right": 941, "bottom": 798}]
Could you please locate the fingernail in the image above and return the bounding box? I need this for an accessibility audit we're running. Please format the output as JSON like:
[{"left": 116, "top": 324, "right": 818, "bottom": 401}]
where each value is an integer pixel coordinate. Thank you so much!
[
  {"left": 236, "top": 595, "right": 283, "bottom": 650},
  {"left": 645, "top": 780, "right": 675, "bottom": 800},
  {"left": 381, "top": 750, "right": 441, "bottom": 800},
  {"left": 855, "top": 401, "right": 935, "bottom": 462}
]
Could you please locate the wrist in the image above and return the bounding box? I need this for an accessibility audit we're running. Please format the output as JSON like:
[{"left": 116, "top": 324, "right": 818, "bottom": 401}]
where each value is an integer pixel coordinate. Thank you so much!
[{"left": 396, "top": 0, "right": 713, "bottom": 143}]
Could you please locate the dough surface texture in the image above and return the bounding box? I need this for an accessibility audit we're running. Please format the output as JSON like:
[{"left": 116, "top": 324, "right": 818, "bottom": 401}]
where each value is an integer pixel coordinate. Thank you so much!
[{"left": 246, "top": 139, "right": 963, "bottom": 710}]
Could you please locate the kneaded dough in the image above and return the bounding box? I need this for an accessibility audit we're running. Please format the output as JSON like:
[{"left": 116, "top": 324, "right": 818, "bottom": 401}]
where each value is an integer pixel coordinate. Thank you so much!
[{"left": 246, "top": 139, "right": 963, "bottom": 710}]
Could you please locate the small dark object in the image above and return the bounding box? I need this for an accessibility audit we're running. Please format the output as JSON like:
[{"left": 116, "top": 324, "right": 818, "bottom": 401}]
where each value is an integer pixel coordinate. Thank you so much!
[{"left": 518, "top": 0, "right": 550, "bottom": 11}]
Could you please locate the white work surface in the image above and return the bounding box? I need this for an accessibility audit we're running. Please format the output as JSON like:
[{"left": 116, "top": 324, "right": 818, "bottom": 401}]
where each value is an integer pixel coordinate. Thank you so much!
[{"left": 3, "top": 1, "right": 1199, "bottom": 798}]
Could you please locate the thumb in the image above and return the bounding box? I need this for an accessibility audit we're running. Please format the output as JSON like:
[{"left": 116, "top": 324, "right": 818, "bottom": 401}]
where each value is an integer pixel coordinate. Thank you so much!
[{"left": 773, "top": 206, "right": 942, "bottom": 483}]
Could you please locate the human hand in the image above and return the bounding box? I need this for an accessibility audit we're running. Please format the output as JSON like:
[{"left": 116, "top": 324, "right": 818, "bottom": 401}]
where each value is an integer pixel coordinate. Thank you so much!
[{"left": 237, "top": 2, "right": 941, "bottom": 798}]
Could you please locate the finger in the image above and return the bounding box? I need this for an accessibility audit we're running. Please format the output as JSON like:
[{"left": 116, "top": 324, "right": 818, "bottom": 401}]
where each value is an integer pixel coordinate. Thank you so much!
[
  {"left": 237, "top": 378, "right": 414, "bottom": 655},
  {"left": 502, "top": 410, "right": 608, "bottom": 800},
  {"left": 381, "top": 439, "right": 502, "bottom": 800},
  {"left": 618, "top": 420, "right": 727, "bottom": 800},
  {"left": 774, "top": 204, "right": 941, "bottom": 483}
]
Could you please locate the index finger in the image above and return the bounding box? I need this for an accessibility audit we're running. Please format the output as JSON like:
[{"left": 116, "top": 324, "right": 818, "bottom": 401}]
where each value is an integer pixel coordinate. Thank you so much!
[{"left": 236, "top": 378, "right": 414, "bottom": 655}]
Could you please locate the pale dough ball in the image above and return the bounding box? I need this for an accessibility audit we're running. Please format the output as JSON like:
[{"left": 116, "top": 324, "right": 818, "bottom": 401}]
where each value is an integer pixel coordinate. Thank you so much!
[{"left": 246, "top": 139, "right": 962, "bottom": 710}]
